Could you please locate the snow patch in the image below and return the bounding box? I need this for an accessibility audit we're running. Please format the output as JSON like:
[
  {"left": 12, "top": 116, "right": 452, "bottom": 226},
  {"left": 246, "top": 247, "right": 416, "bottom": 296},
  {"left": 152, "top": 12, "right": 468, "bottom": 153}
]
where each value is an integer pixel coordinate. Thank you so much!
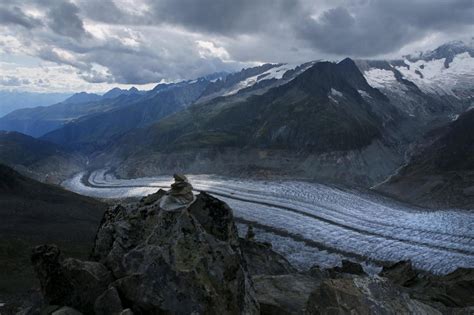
[{"left": 396, "top": 52, "right": 474, "bottom": 96}]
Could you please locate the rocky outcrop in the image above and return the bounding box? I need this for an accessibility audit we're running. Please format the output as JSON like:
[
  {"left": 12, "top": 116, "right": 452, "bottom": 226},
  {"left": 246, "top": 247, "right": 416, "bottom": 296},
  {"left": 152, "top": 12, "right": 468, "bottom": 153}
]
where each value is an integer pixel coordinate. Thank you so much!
[
  {"left": 381, "top": 260, "right": 474, "bottom": 309},
  {"left": 240, "top": 238, "right": 297, "bottom": 276},
  {"left": 32, "top": 175, "right": 259, "bottom": 314},
  {"left": 305, "top": 276, "right": 441, "bottom": 315},
  {"left": 253, "top": 274, "right": 321, "bottom": 315},
  {"left": 29, "top": 175, "right": 474, "bottom": 314},
  {"left": 31, "top": 245, "right": 112, "bottom": 314}
]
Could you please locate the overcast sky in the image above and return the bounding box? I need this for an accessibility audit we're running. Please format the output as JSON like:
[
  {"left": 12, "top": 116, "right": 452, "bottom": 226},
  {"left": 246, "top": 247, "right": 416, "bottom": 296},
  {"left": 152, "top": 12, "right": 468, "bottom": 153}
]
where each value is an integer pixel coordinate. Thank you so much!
[{"left": 1, "top": 0, "right": 473, "bottom": 93}]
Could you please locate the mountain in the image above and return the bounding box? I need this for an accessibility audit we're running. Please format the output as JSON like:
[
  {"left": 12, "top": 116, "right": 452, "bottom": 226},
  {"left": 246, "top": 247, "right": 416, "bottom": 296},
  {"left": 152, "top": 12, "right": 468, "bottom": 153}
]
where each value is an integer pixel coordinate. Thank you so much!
[
  {"left": 0, "top": 91, "right": 71, "bottom": 117},
  {"left": 0, "top": 88, "right": 147, "bottom": 137},
  {"left": 0, "top": 91, "right": 144, "bottom": 137},
  {"left": 40, "top": 65, "right": 311, "bottom": 151},
  {"left": 41, "top": 79, "right": 213, "bottom": 150},
  {"left": 0, "top": 163, "right": 105, "bottom": 306},
  {"left": 376, "top": 107, "right": 474, "bottom": 209},
  {"left": 0, "top": 131, "right": 84, "bottom": 183},
  {"left": 105, "top": 58, "right": 409, "bottom": 186},
  {"left": 102, "top": 86, "right": 144, "bottom": 99},
  {"left": 63, "top": 92, "right": 102, "bottom": 104}
]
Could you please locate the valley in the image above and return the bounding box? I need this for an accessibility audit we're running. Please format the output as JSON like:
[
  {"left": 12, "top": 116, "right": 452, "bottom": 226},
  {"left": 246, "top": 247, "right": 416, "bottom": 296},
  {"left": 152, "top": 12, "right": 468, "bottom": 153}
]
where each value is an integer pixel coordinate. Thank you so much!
[{"left": 63, "top": 169, "right": 474, "bottom": 275}]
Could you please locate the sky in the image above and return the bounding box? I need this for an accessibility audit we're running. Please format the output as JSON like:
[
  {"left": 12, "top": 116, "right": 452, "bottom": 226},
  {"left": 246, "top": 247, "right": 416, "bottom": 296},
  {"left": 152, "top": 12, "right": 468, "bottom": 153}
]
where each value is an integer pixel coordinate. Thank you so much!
[{"left": 1, "top": 0, "right": 473, "bottom": 93}]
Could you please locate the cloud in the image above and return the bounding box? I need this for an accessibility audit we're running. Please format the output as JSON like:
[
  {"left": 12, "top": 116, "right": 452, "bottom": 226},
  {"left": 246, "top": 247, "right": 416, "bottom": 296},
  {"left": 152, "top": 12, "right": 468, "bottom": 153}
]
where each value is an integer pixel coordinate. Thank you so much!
[
  {"left": 0, "top": 75, "right": 30, "bottom": 86},
  {"left": 0, "top": 5, "right": 42, "bottom": 29},
  {"left": 296, "top": 0, "right": 474, "bottom": 56},
  {"left": 0, "top": 0, "right": 473, "bottom": 92},
  {"left": 46, "top": 0, "right": 88, "bottom": 39}
]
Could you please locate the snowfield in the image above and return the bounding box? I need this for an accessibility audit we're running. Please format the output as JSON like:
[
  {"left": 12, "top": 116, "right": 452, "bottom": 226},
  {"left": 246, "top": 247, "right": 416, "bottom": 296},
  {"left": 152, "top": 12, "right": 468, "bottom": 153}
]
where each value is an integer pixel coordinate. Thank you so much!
[{"left": 63, "top": 170, "right": 474, "bottom": 274}]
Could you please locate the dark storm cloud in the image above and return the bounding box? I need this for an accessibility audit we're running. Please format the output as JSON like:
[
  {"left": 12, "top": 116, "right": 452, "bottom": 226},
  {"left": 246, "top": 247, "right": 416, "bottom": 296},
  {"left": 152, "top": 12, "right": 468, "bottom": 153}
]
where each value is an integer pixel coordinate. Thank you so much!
[
  {"left": 1, "top": 0, "right": 473, "bottom": 89},
  {"left": 46, "top": 0, "right": 88, "bottom": 38},
  {"left": 296, "top": 0, "right": 474, "bottom": 56},
  {"left": 0, "top": 6, "right": 42, "bottom": 29},
  {"left": 148, "top": 0, "right": 300, "bottom": 35}
]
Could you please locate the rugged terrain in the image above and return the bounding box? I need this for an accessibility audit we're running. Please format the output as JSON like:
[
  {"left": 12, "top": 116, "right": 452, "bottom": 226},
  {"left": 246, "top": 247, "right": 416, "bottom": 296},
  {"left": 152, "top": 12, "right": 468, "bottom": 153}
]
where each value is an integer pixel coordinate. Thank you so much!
[
  {"left": 0, "top": 164, "right": 105, "bottom": 311},
  {"left": 377, "top": 108, "right": 474, "bottom": 209},
  {"left": 0, "top": 131, "right": 83, "bottom": 183},
  {"left": 19, "top": 175, "right": 474, "bottom": 314}
]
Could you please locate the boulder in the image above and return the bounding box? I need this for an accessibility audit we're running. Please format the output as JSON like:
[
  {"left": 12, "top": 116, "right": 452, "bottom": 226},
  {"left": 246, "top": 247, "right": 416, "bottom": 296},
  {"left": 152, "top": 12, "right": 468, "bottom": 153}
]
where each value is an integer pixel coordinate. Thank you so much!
[
  {"left": 381, "top": 261, "right": 474, "bottom": 308},
  {"left": 94, "top": 287, "right": 123, "bottom": 315},
  {"left": 31, "top": 245, "right": 112, "bottom": 314},
  {"left": 140, "top": 188, "right": 166, "bottom": 205},
  {"left": 326, "top": 259, "right": 367, "bottom": 278},
  {"left": 240, "top": 238, "right": 296, "bottom": 276},
  {"left": 305, "top": 276, "right": 441, "bottom": 314},
  {"left": 253, "top": 274, "right": 321, "bottom": 315},
  {"left": 380, "top": 260, "right": 417, "bottom": 286}
]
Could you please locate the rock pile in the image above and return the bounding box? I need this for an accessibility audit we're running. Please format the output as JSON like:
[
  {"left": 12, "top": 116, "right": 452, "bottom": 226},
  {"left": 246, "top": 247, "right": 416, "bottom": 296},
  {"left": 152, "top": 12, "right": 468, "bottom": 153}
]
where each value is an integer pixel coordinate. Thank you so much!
[
  {"left": 159, "top": 174, "right": 195, "bottom": 210},
  {"left": 27, "top": 175, "right": 474, "bottom": 314}
]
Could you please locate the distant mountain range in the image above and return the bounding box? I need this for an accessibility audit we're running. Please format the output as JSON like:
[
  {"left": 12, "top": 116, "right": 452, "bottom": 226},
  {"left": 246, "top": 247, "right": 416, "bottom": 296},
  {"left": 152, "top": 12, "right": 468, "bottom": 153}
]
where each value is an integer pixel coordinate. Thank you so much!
[
  {"left": 0, "top": 87, "right": 144, "bottom": 137},
  {"left": 0, "top": 40, "right": 473, "bottom": 206},
  {"left": 0, "top": 91, "right": 71, "bottom": 117}
]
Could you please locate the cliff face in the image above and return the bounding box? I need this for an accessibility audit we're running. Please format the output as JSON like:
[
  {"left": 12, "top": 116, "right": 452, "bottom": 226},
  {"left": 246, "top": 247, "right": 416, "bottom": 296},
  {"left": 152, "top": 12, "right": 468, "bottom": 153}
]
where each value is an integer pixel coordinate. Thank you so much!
[{"left": 26, "top": 175, "right": 474, "bottom": 314}]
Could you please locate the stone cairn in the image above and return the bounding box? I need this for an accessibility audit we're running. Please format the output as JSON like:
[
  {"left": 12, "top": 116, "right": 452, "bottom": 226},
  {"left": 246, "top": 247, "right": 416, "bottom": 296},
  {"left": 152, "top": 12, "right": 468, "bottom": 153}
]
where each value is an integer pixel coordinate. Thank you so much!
[{"left": 159, "top": 174, "right": 195, "bottom": 210}]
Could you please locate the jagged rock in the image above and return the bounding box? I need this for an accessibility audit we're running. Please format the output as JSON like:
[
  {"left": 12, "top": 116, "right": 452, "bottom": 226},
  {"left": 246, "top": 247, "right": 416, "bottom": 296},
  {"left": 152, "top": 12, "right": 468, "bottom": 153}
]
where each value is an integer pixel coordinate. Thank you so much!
[
  {"left": 381, "top": 261, "right": 474, "bottom": 308},
  {"left": 94, "top": 287, "right": 123, "bottom": 315},
  {"left": 159, "top": 174, "right": 195, "bottom": 210},
  {"left": 240, "top": 238, "right": 296, "bottom": 276},
  {"left": 67, "top": 187, "right": 259, "bottom": 314},
  {"left": 380, "top": 260, "right": 417, "bottom": 286},
  {"left": 326, "top": 259, "right": 367, "bottom": 278},
  {"left": 188, "top": 191, "right": 239, "bottom": 245},
  {"left": 31, "top": 245, "right": 112, "bottom": 314},
  {"left": 112, "top": 205, "right": 259, "bottom": 314},
  {"left": 253, "top": 274, "right": 321, "bottom": 315},
  {"left": 140, "top": 188, "right": 166, "bottom": 205},
  {"left": 305, "top": 276, "right": 441, "bottom": 314}
]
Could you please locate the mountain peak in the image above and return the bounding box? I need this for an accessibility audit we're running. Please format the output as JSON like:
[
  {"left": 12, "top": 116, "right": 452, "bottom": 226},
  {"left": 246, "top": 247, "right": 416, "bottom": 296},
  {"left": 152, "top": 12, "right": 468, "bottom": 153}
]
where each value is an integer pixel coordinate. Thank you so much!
[
  {"left": 64, "top": 92, "right": 102, "bottom": 104},
  {"left": 404, "top": 40, "right": 474, "bottom": 67}
]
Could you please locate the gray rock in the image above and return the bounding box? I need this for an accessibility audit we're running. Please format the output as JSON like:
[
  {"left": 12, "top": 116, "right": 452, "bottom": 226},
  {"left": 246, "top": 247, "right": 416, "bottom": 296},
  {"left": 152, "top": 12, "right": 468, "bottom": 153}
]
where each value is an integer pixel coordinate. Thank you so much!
[
  {"left": 31, "top": 244, "right": 112, "bottom": 314},
  {"left": 159, "top": 174, "right": 195, "bottom": 210},
  {"left": 253, "top": 273, "right": 321, "bottom": 315},
  {"left": 85, "top": 187, "right": 259, "bottom": 314},
  {"left": 305, "top": 276, "right": 441, "bottom": 315},
  {"left": 240, "top": 238, "right": 296, "bottom": 276},
  {"left": 188, "top": 191, "right": 239, "bottom": 245},
  {"left": 94, "top": 287, "right": 123, "bottom": 315},
  {"left": 380, "top": 260, "right": 417, "bottom": 286},
  {"left": 381, "top": 261, "right": 474, "bottom": 308},
  {"left": 326, "top": 259, "right": 367, "bottom": 278}
]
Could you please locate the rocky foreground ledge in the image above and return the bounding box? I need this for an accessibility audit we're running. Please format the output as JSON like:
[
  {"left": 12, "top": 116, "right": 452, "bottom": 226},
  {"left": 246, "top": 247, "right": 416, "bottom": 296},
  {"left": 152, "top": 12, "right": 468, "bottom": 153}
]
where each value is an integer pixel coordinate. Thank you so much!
[{"left": 23, "top": 175, "right": 474, "bottom": 314}]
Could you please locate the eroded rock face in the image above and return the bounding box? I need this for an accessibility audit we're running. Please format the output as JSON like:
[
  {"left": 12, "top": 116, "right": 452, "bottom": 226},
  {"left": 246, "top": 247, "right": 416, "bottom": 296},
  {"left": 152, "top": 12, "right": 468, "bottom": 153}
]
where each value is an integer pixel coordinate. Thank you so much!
[
  {"left": 240, "top": 238, "right": 296, "bottom": 276},
  {"left": 305, "top": 276, "right": 441, "bottom": 315},
  {"left": 34, "top": 175, "right": 260, "bottom": 314},
  {"left": 381, "top": 260, "right": 474, "bottom": 309},
  {"left": 253, "top": 274, "right": 321, "bottom": 315}
]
